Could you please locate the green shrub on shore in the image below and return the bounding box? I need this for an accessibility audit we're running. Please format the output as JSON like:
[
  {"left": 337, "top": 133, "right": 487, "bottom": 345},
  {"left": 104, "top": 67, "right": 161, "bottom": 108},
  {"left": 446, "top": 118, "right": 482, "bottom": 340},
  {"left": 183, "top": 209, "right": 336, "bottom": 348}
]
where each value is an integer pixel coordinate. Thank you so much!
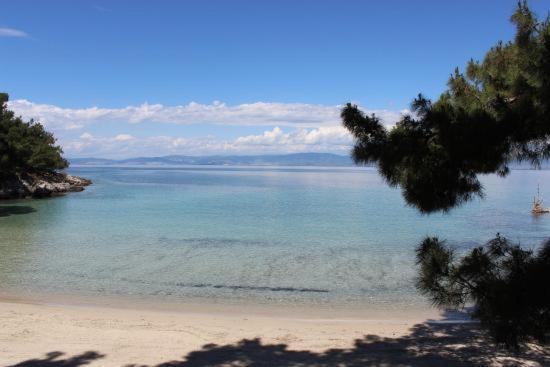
[
  {"left": 342, "top": 1, "right": 550, "bottom": 347},
  {"left": 0, "top": 93, "right": 68, "bottom": 177}
]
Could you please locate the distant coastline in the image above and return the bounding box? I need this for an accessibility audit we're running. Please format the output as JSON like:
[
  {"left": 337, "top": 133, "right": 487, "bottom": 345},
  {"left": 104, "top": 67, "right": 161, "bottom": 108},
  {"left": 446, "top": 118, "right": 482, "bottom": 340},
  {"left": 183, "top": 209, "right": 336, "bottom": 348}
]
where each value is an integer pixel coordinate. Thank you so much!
[
  {"left": 69, "top": 152, "right": 550, "bottom": 169},
  {"left": 69, "top": 152, "right": 356, "bottom": 167}
]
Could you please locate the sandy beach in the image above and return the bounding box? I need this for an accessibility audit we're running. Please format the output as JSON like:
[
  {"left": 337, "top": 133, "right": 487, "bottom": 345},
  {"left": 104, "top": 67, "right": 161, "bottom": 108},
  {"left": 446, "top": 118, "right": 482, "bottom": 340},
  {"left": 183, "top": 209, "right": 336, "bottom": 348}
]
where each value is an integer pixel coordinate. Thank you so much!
[{"left": 0, "top": 294, "right": 548, "bottom": 367}]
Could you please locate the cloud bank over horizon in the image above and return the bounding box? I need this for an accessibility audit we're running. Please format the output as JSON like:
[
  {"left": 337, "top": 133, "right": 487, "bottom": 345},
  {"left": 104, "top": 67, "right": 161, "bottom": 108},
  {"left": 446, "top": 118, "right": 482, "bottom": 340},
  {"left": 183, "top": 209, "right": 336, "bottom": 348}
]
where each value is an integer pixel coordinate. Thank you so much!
[{"left": 8, "top": 99, "right": 408, "bottom": 158}]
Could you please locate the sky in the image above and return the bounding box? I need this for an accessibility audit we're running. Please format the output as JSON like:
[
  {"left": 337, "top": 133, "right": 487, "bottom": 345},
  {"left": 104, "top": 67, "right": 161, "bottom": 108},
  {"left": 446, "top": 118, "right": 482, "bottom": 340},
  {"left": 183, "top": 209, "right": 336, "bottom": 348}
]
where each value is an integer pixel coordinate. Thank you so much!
[{"left": 1, "top": 0, "right": 549, "bottom": 158}]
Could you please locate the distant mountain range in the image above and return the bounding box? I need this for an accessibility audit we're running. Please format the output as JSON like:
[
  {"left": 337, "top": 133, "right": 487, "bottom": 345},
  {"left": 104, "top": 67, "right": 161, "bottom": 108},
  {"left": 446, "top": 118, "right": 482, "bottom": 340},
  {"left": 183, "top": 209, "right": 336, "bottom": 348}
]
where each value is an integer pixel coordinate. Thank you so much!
[
  {"left": 70, "top": 153, "right": 356, "bottom": 167},
  {"left": 69, "top": 153, "right": 550, "bottom": 169}
]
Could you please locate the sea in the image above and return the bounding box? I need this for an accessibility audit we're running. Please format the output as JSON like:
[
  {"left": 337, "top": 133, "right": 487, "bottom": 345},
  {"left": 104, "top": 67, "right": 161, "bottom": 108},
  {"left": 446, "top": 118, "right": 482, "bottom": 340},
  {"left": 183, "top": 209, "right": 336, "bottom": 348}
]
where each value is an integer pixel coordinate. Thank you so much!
[{"left": 1, "top": 166, "right": 549, "bottom": 310}]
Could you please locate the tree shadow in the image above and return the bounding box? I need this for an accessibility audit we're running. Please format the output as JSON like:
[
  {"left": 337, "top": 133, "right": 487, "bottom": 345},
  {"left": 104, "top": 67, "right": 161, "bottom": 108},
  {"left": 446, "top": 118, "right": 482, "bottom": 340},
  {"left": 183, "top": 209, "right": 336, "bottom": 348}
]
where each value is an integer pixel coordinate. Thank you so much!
[
  {"left": 137, "top": 321, "right": 549, "bottom": 367},
  {"left": 0, "top": 205, "right": 36, "bottom": 217},
  {"left": 8, "top": 312, "right": 550, "bottom": 367},
  {"left": 7, "top": 351, "right": 105, "bottom": 367},
  {"left": 131, "top": 310, "right": 548, "bottom": 367}
]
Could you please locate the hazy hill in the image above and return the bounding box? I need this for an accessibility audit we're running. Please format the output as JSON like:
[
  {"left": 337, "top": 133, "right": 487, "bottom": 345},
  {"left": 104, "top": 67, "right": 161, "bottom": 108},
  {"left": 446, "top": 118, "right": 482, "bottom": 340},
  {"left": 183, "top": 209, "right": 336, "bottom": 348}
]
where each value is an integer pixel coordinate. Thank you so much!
[
  {"left": 70, "top": 153, "right": 550, "bottom": 169},
  {"left": 70, "top": 153, "right": 356, "bottom": 167}
]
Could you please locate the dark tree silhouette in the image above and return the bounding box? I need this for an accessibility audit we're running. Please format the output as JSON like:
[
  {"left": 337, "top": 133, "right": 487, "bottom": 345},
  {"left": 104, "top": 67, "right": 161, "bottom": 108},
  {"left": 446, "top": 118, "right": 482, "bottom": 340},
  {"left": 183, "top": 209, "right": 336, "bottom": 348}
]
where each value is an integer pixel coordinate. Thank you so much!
[
  {"left": 417, "top": 235, "right": 550, "bottom": 346},
  {"left": 342, "top": 2, "right": 549, "bottom": 214},
  {"left": 0, "top": 93, "right": 68, "bottom": 177},
  {"left": 342, "top": 1, "right": 550, "bottom": 347}
]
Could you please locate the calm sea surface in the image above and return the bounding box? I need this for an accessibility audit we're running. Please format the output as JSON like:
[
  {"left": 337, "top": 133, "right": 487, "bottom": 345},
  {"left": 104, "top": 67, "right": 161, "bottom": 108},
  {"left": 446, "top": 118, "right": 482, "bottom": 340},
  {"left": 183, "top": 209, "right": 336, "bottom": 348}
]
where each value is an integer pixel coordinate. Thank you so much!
[{"left": 1, "top": 166, "right": 549, "bottom": 309}]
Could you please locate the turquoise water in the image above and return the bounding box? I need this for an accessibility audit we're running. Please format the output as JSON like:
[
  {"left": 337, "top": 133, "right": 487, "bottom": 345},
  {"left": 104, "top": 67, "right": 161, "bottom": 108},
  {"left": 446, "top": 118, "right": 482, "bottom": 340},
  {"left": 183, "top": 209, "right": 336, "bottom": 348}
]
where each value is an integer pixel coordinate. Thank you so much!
[{"left": 1, "top": 166, "right": 549, "bottom": 308}]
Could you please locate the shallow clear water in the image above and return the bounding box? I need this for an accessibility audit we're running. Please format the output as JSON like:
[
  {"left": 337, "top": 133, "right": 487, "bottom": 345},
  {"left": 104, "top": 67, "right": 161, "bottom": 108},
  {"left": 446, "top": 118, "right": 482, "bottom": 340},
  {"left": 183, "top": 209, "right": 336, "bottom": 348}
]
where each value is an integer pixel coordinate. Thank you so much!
[{"left": 1, "top": 166, "right": 549, "bottom": 308}]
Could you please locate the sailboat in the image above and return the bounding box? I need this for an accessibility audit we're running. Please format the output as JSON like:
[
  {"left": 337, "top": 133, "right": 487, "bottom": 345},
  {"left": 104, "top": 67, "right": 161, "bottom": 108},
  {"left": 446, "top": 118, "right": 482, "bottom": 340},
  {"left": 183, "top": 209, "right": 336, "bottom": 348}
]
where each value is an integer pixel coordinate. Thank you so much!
[{"left": 532, "top": 185, "right": 550, "bottom": 214}]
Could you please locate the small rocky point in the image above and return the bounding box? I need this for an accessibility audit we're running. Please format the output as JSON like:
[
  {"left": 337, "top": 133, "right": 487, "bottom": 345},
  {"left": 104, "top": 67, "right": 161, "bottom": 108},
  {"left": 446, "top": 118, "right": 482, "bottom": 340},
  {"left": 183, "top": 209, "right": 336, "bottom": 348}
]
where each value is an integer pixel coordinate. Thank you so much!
[{"left": 0, "top": 171, "right": 92, "bottom": 199}]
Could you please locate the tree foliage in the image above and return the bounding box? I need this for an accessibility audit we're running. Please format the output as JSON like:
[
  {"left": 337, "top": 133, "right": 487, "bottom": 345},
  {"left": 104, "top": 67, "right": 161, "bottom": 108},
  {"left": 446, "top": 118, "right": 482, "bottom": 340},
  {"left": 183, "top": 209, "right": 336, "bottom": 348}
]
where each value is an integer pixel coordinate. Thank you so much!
[
  {"left": 0, "top": 93, "right": 68, "bottom": 176},
  {"left": 342, "top": 1, "right": 550, "bottom": 213},
  {"left": 341, "top": 2, "right": 550, "bottom": 347},
  {"left": 416, "top": 235, "right": 550, "bottom": 347}
]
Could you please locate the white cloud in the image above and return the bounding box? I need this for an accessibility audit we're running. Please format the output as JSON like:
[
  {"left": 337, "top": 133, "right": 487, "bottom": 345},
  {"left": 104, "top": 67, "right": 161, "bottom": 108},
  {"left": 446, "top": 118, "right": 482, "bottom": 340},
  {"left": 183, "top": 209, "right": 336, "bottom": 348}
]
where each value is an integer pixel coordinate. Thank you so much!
[
  {"left": 235, "top": 126, "right": 351, "bottom": 148},
  {"left": 0, "top": 27, "right": 28, "bottom": 38},
  {"left": 63, "top": 126, "right": 355, "bottom": 158},
  {"left": 6, "top": 98, "right": 407, "bottom": 158},
  {"left": 235, "top": 127, "right": 289, "bottom": 145},
  {"left": 114, "top": 134, "right": 135, "bottom": 141},
  {"left": 8, "top": 99, "right": 407, "bottom": 130}
]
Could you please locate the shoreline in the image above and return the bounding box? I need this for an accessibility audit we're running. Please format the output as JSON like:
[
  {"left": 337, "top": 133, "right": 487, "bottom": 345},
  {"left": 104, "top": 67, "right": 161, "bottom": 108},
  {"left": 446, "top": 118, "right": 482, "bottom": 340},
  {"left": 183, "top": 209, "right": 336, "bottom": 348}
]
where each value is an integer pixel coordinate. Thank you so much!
[
  {"left": 1, "top": 294, "right": 547, "bottom": 367},
  {"left": 0, "top": 288, "right": 442, "bottom": 321}
]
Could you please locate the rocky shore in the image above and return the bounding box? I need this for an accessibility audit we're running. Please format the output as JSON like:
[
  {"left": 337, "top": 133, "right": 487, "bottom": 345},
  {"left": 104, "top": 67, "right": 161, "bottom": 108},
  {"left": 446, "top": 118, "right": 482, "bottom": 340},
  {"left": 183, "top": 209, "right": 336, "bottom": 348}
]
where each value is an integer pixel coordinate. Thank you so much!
[{"left": 0, "top": 171, "right": 92, "bottom": 199}]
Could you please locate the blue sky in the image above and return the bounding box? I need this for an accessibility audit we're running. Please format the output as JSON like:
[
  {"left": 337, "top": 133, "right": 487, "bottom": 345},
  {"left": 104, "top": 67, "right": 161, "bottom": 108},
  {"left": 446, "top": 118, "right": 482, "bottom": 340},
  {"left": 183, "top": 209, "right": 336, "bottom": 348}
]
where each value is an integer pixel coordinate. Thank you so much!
[{"left": 1, "top": 0, "right": 549, "bottom": 158}]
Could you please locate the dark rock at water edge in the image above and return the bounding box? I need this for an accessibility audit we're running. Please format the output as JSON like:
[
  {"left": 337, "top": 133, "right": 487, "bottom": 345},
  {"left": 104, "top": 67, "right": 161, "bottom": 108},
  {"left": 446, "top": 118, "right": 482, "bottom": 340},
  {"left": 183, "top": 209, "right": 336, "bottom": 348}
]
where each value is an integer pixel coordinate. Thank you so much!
[{"left": 0, "top": 171, "right": 92, "bottom": 199}]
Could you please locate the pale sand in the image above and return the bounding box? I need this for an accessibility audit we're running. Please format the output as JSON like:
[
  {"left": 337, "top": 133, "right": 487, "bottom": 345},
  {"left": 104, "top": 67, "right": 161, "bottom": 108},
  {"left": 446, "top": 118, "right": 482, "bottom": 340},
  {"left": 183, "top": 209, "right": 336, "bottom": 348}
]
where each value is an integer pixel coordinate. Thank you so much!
[{"left": 0, "top": 294, "right": 548, "bottom": 366}]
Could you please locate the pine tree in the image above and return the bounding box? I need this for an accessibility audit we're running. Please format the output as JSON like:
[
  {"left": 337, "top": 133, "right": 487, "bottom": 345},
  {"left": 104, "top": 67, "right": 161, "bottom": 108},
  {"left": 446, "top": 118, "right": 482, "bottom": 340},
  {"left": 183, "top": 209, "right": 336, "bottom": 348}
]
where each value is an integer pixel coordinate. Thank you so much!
[
  {"left": 0, "top": 93, "right": 68, "bottom": 177},
  {"left": 341, "top": 2, "right": 550, "bottom": 347}
]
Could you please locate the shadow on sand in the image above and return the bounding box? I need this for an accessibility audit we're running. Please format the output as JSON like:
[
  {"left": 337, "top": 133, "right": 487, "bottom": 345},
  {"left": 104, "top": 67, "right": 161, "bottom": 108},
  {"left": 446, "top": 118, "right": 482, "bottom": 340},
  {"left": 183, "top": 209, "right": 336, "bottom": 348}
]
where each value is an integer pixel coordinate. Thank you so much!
[
  {"left": 0, "top": 205, "right": 36, "bottom": 217},
  {"left": 7, "top": 311, "right": 550, "bottom": 367},
  {"left": 7, "top": 351, "right": 105, "bottom": 367}
]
